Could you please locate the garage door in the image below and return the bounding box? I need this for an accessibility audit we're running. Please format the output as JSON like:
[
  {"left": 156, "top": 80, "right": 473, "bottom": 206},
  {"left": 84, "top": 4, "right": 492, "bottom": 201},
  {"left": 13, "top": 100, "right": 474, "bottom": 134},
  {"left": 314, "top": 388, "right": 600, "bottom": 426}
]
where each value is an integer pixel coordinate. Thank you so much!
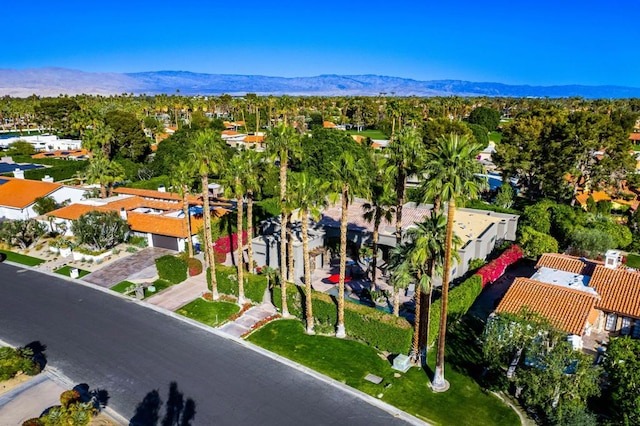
[{"left": 152, "top": 234, "right": 179, "bottom": 251}]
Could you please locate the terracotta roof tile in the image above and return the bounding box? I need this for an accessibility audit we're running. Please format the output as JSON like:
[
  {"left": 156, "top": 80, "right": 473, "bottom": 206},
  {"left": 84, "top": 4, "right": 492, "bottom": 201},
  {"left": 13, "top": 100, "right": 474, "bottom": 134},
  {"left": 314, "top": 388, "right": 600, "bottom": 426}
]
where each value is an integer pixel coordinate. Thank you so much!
[
  {"left": 114, "top": 187, "right": 200, "bottom": 204},
  {"left": 323, "top": 121, "right": 337, "bottom": 128},
  {"left": 590, "top": 265, "right": 640, "bottom": 318},
  {"left": 536, "top": 253, "right": 600, "bottom": 276},
  {"left": 47, "top": 203, "right": 103, "bottom": 220},
  {"left": 126, "top": 212, "right": 203, "bottom": 238},
  {"left": 496, "top": 277, "right": 598, "bottom": 335},
  {"left": 243, "top": 135, "right": 264, "bottom": 143},
  {"left": 32, "top": 149, "right": 90, "bottom": 159},
  {"left": 0, "top": 177, "right": 61, "bottom": 209},
  {"left": 630, "top": 133, "right": 640, "bottom": 141}
]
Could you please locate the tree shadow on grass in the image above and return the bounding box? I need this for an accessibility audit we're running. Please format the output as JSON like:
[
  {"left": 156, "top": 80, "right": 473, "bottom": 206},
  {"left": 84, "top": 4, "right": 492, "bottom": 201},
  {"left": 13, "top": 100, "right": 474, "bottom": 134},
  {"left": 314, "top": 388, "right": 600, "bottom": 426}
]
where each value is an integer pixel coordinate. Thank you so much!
[{"left": 130, "top": 381, "right": 196, "bottom": 426}]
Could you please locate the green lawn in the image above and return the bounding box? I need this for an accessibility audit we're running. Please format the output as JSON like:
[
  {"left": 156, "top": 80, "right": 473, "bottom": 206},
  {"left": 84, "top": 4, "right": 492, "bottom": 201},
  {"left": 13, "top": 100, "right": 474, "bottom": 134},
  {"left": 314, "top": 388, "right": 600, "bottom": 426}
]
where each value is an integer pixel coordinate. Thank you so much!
[
  {"left": 346, "top": 129, "right": 389, "bottom": 140},
  {"left": 110, "top": 280, "right": 137, "bottom": 294},
  {"left": 54, "top": 265, "right": 90, "bottom": 278},
  {"left": 488, "top": 131, "right": 502, "bottom": 143},
  {"left": 144, "top": 279, "right": 174, "bottom": 298},
  {"left": 626, "top": 253, "right": 640, "bottom": 269},
  {"left": 175, "top": 298, "right": 240, "bottom": 326},
  {"left": 248, "top": 320, "right": 518, "bottom": 426},
  {"left": 0, "top": 249, "right": 46, "bottom": 266}
]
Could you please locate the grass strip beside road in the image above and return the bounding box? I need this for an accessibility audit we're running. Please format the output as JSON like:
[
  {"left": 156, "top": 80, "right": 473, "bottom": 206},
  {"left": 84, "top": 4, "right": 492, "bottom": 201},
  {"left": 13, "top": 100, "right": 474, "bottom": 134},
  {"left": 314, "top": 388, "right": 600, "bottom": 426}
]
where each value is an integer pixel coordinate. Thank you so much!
[
  {"left": 110, "top": 280, "right": 136, "bottom": 294},
  {"left": 248, "top": 320, "right": 519, "bottom": 426},
  {"left": 54, "top": 265, "right": 90, "bottom": 278},
  {"left": 176, "top": 298, "right": 240, "bottom": 327},
  {"left": 0, "top": 249, "right": 45, "bottom": 266}
]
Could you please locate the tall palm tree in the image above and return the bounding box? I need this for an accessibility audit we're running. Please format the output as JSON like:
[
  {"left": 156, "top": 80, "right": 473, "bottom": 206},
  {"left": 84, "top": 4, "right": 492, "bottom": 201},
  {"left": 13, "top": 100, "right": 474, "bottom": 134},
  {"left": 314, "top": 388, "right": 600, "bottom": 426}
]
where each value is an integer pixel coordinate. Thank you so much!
[
  {"left": 221, "top": 151, "right": 248, "bottom": 305},
  {"left": 170, "top": 160, "right": 196, "bottom": 257},
  {"left": 329, "top": 151, "right": 371, "bottom": 338},
  {"left": 362, "top": 154, "right": 396, "bottom": 290},
  {"left": 289, "top": 172, "right": 329, "bottom": 334},
  {"left": 241, "top": 148, "right": 262, "bottom": 274},
  {"left": 420, "top": 133, "right": 486, "bottom": 391},
  {"left": 387, "top": 244, "right": 413, "bottom": 317},
  {"left": 190, "top": 129, "right": 228, "bottom": 300},
  {"left": 85, "top": 154, "right": 125, "bottom": 199},
  {"left": 266, "top": 125, "right": 301, "bottom": 317},
  {"left": 386, "top": 127, "right": 424, "bottom": 245}
]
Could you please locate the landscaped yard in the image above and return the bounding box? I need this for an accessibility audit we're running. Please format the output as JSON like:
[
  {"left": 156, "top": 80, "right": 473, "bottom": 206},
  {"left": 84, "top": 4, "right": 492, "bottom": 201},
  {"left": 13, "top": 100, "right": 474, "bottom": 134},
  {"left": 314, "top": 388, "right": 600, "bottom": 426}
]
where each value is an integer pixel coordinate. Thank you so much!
[
  {"left": 346, "top": 129, "right": 389, "bottom": 140},
  {"left": 110, "top": 280, "right": 137, "bottom": 294},
  {"left": 626, "top": 253, "right": 640, "bottom": 269},
  {"left": 489, "top": 131, "right": 502, "bottom": 143},
  {"left": 176, "top": 298, "right": 240, "bottom": 326},
  {"left": 248, "top": 320, "right": 519, "bottom": 426},
  {"left": 54, "top": 265, "right": 90, "bottom": 278},
  {"left": 0, "top": 249, "right": 45, "bottom": 266}
]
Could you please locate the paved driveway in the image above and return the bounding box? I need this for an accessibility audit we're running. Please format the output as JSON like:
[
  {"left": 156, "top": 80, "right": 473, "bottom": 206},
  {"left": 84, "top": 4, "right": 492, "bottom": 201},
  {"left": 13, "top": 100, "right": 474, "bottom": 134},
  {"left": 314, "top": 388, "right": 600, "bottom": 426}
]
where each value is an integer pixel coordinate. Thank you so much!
[{"left": 83, "top": 247, "right": 174, "bottom": 288}]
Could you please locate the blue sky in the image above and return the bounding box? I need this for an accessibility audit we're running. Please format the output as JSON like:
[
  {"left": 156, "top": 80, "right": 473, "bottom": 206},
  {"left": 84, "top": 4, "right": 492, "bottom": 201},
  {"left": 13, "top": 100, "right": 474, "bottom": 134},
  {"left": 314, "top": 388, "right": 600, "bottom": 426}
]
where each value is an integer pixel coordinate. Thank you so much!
[{"left": 2, "top": 1, "right": 637, "bottom": 87}]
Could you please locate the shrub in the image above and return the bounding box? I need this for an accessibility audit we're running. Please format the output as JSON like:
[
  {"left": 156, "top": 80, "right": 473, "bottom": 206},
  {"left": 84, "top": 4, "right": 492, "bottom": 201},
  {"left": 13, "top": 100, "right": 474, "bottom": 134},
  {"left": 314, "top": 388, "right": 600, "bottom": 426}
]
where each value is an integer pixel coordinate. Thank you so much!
[
  {"left": 22, "top": 418, "right": 44, "bottom": 426},
  {"left": 428, "top": 275, "right": 483, "bottom": 347},
  {"left": 60, "top": 389, "right": 80, "bottom": 407},
  {"left": 0, "top": 346, "right": 41, "bottom": 381},
  {"left": 272, "top": 286, "right": 412, "bottom": 354},
  {"left": 155, "top": 255, "right": 187, "bottom": 284},
  {"left": 476, "top": 244, "right": 523, "bottom": 287},
  {"left": 187, "top": 257, "right": 203, "bottom": 276},
  {"left": 128, "top": 235, "right": 148, "bottom": 248}
]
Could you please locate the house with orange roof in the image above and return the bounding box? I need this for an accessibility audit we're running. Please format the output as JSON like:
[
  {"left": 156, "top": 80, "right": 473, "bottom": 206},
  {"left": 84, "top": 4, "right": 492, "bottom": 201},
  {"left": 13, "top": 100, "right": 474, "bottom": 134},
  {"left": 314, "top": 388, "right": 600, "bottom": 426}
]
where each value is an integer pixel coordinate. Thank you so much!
[
  {"left": 322, "top": 121, "right": 346, "bottom": 131},
  {"left": 494, "top": 250, "right": 640, "bottom": 350},
  {"left": 45, "top": 187, "right": 231, "bottom": 252},
  {"left": 32, "top": 149, "right": 90, "bottom": 161},
  {"left": 0, "top": 176, "right": 87, "bottom": 220}
]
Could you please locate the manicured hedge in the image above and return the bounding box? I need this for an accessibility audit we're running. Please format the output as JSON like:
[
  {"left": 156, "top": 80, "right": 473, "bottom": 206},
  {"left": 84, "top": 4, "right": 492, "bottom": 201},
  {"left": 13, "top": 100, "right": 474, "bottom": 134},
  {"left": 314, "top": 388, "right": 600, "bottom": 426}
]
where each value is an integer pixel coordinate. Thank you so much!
[
  {"left": 155, "top": 255, "right": 187, "bottom": 284},
  {"left": 187, "top": 257, "right": 203, "bottom": 276},
  {"left": 207, "top": 265, "right": 269, "bottom": 304},
  {"left": 428, "top": 274, "right": 483, "bottom": 347},
  {"left": 272, "top": 286, "right": 412, "bottom": 354}
]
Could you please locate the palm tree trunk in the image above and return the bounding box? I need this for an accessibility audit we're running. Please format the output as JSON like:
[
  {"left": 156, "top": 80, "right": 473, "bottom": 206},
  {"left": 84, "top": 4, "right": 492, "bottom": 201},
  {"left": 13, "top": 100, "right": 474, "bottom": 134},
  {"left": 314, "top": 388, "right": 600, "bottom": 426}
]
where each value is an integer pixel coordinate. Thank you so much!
[
  {"left": 371, "top": 218, "right": 380, "bottom": 291},
  {"left": 236, "top": 187, "right": 245, "bottom": 305},
  {"left": 247, "top": 190, "right": 254, "bottom": 273},
  {"left": 425, "top": 262, "right": 435, "bottom": 364},
  {"left": 393, "top": 288, "right": 400, "bottom": 316},
  {"left": 202, "top": 175, "right": 218, "bottom": 299},
  {"left": 336, "top": 185, "right": 349, "bottom": 338},
  {"left": 432, "top": 199, "right": 455, "bottom": 391},
  {"left": 287, "top": 212, "right": 294, "bottom": 283},
  {"left": 302, "top": 209, "right": 314, "bottom": 334},
  {"left": 182, "top": 185, "right": 193, "bottom": 258},
  {"left": 395, "top": 170, "right": 406, "bottom": 245},
  {"left": 100, "top": 183, "right": 107, "bottom": 199},
  {"left": 279, "top": 154, "right": 290, "bottom": 317},
  {"left": 411, "top": 285, "right": 422, "bottom": 363}
]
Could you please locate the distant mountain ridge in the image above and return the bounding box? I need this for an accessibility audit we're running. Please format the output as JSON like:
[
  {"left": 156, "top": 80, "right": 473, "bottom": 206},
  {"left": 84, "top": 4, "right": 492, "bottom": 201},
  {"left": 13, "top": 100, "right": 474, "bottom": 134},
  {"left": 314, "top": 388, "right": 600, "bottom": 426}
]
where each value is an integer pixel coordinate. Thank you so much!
[{"left": 0, "top": 67, "right": 639, "bottom": 98}]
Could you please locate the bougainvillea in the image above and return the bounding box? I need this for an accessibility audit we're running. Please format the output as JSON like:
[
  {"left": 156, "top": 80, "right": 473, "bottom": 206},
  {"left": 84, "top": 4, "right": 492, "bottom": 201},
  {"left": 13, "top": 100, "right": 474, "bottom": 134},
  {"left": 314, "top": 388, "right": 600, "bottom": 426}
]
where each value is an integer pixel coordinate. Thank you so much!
[{"left": 476, "top": 244, "right": 523, "bottom": 288}]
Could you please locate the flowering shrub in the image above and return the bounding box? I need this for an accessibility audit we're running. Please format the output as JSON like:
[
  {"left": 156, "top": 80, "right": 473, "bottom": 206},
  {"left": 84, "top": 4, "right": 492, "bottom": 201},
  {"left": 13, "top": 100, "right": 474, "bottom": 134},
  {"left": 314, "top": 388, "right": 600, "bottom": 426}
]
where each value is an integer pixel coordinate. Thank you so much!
[
  {"left": 228, "top": 303, "right": 252, "bottom": 322},
  {"left": 475, "top": 244, "right": 523, "bottom": 288},
  {"left": 241, "top": 315, "right": 281, "bottom": 338},
  {"left": 187, "top": 257, "right": 202, "bottom": 276},
  {"left": 213, "top": 230, "right": 248, "bottom": 257}
]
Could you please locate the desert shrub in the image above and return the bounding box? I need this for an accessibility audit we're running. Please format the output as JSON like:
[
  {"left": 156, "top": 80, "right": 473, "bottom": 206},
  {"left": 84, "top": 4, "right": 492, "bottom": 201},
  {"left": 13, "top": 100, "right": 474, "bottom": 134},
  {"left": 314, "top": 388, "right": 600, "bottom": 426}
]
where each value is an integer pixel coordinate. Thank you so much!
[
  {"left": 187, "top": 257, "right": 203, "bottom": 276},
  {"left": 272, "top": 286, "right": 412, "bottom": 354},
  {"left": 155, "top": 255, "right": 187, "bottom": 284},
  {"left": 22, "top": 418, "right": 44, "bottom": 426},
  {"left": 0, "top": 346, "right": 41, "bottom": 381},
  {"left": 128, "top": 235, "right": 148, "bottom": 248},
  {"left": 60, "top": 389, "right": 80, "bottom": 407}
]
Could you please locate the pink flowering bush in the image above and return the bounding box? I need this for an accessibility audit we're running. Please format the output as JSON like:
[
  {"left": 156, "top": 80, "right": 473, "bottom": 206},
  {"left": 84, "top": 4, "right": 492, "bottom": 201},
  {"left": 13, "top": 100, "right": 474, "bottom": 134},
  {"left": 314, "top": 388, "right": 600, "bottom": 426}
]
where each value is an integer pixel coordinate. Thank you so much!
[{"left": 476, "top": 244, "right": 523, "bottom": 288}]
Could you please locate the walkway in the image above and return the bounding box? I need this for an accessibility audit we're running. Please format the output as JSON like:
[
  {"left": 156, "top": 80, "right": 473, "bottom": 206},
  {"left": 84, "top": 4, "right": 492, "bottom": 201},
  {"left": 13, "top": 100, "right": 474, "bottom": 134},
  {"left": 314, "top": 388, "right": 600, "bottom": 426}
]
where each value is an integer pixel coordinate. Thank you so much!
[
  {"left": 145, "top": 272, "right": 208, "bottom": 311},
  {"left": 218, "top": 303, "right": 277, "bottom": 338}
]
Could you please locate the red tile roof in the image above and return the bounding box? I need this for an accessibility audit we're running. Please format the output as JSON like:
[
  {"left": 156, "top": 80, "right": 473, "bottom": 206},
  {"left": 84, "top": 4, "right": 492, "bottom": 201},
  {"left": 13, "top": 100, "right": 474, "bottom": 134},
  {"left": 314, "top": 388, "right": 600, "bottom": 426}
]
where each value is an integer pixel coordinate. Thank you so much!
[
  {"left": 630, "top": 133, "right": 640, "bottom": 141},
  {"left": 590, "top": 265, "right": 640, "bottom": 318},
  {"left": 113, "top": 187, "right": 200, "bottom": 204},
  {"left": 0, "top": 177, "right": 61, "bottom": 209},
  {"left": 496, "top": 277, "right": 598, "bottom": 335},
  {"left": 536, "top": 253, "right": 600, "bottom": 276}
]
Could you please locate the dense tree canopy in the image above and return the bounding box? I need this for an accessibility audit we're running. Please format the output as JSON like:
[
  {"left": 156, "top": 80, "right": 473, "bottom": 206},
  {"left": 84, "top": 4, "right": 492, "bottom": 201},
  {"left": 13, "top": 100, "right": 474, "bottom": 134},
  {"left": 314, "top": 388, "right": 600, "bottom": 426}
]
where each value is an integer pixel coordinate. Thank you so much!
[
  {"left": 467, "top": 106, "right": 500, "bottom": 131},
  {"left": 105, "top": 110, "right": 151, "bottom": 162}
]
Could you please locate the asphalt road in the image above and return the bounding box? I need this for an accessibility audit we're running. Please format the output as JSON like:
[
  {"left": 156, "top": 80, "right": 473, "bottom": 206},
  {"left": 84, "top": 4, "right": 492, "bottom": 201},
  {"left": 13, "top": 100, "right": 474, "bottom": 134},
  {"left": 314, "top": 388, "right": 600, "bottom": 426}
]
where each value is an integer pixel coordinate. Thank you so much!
[{"left": 0, "top": 263, "right": 413, "bottom": 425}]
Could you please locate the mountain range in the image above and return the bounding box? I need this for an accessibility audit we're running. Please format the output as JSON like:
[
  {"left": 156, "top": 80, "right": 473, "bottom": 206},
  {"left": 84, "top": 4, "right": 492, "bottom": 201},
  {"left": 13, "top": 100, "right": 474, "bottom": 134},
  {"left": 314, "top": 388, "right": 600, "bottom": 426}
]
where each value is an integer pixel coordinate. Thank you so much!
[{"left": 1, "top": 68, "right": 639, "bottom": 99}]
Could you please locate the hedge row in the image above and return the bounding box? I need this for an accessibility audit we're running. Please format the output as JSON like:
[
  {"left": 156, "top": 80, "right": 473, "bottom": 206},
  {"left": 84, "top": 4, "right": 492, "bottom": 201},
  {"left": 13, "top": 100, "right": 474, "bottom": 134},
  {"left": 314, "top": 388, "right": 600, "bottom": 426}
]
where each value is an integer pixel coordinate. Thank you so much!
[
  {"left": 476, "top": 244, "right": 523, "bottom": 287},
  {"left": 272, "top": 286, "right": 412, "bottom": 354},
  {"left": 207, "top": 265, "right": 268, "bottom": 304},
  {"left": 428, "top": 274, "right": 483, "bottom": 347},
  {"left": 155, "top": 255, "right": 187, "bottom": 284}
]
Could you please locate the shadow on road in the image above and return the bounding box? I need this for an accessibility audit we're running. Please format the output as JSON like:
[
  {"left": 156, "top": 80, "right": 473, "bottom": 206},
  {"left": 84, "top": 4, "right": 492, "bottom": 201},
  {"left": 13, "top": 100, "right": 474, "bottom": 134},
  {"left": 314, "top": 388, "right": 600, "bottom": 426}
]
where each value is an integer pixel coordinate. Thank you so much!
[
  {"left": 129, "top": 381, "right": 196, "bottom": 426},
  {"left": 23, "top": 340, "right": 47, "bottom": 371}
]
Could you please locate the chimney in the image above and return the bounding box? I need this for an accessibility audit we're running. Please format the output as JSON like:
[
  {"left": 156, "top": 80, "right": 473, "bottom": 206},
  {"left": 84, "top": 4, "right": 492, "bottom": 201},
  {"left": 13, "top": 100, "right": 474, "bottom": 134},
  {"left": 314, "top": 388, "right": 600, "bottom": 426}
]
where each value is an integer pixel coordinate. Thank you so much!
[
  {"left": 12, "top": 168, "right": 24, "bottom": 179},
  {"left": 158, "top": 185, "right": 166, "bottom": 193},
  {"left": 605, "top": 250, "right": 621, "bottom": 269},
  {"left": 119, "top": 207, "right": 128, "bottom": 221},
  {"left": 42, "top": 175, "right": 54, "bottom": 183}
]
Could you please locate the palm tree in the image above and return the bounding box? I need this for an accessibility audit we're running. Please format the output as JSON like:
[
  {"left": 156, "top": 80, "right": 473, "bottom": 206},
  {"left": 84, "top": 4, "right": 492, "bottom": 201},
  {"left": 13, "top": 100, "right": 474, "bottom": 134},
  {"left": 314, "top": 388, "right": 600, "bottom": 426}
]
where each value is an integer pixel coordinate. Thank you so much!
[
  {"left": 221, "top": 151, "right": 248, "bottom": 305},
  {"left": 241, "top": 148, "right": 262, "bottom": 274},
  {"left": 289, "top": 172, "right": 329, "bottom": 334},
  {"left": 266, "top": 125, "right": 301, "bottom": 317},
  {"left": 362, "top": 154, "right": 396, "bottom": 290},
  {"left": 386, "top": 127, "right": 424, "bottom": 245},
  {"left": 85, "top": 154, "right": 125, "bottom": 198},
  {"left": 329, "top": 151, "right": 371, "bottom": 338},
  {"left": 387, "top": 244, "right": 413, "bottom": 317},
  {"left": 170, "top": 160, "right": 196, "bottom": 257},
  {"left": 420, "top": 133, "right": 486, "bottom": 391},
  {"left": 190, "top": 129, "right": 228, "bottom": 300}
]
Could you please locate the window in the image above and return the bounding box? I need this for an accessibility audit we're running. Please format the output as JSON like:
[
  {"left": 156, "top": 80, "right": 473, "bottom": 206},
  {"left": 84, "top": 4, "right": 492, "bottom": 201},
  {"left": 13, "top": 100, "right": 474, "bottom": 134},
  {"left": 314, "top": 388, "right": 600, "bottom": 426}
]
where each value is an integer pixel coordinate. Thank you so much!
[
  {"left": 605, "top": 313, "right": 617, "bottom": 331},
  {"left": 621, "top": 317, "right": 632, "bottom": 335},
  {"left": 632, "top": 321, "right": 640, "bottom": 339}
]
